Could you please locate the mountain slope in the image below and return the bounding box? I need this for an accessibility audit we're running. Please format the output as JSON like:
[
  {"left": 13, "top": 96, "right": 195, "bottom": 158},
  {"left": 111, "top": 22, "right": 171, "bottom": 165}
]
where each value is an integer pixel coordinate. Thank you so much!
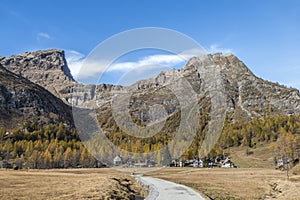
[
  {"left": 0, "top": 64, "right": 73, "bottom": 129},
  {"left": 95, "top": 53, "right": 300, "bottom": 129},
  {"left": 185, "top": 53, "right": 300, "bottom": 119},
  {"left": 76, "top": 52, "right": 300, "bottom": 166}
]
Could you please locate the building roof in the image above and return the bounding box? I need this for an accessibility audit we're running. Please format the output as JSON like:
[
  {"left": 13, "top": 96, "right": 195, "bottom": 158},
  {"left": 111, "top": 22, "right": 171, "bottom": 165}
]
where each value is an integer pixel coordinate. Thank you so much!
[{"left": 113, "top": 156, "right": 122, "bottom": 162}]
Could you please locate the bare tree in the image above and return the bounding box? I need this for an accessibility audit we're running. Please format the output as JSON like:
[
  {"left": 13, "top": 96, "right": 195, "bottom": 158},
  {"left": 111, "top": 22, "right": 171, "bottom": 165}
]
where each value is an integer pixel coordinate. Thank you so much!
[{"left": 272, "top": 130, "right": 296, "bottom": 178}]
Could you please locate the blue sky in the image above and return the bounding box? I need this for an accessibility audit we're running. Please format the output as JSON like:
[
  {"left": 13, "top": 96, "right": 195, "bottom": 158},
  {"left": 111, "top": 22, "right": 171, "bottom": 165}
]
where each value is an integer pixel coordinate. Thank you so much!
[{"left": 1, "top": 0, "right": 300, "bottom": 88}]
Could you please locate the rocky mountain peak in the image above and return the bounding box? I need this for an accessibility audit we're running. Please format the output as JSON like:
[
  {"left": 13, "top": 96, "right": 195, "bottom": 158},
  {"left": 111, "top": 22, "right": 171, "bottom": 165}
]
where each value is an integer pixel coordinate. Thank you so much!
[
  {"left": 0, "top": 49, "right": 126, "bottom": 106},
  {"left": 0, "top": 49, "right": 74, "bottom": 78},
  {"left": 183, "top": 53, "right": 300, "bottom": 119},
  {"left": 1, "top": 49, "right": 74, "bottom": 79},
  {"left": 0, "top": 49, "right": 76, "bottom": 99},
  {"left": 120, "top": 53, "right": 300, "bottom": 122},
  {"left": 185, "top": 53, "right": 253, "bottom": 77}
]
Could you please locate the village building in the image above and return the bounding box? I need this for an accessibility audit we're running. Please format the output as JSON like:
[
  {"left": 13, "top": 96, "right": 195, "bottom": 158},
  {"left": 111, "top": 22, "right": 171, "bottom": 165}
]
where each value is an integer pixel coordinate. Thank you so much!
[
  {"left": 193, "top": 159, "right": 203, "bottom": 168},
  {"left": 221, "top": 157, "right": 236, "bottom": 168},
  {"left": 113, "top": 155, "right": 122, "bottom": 166}
]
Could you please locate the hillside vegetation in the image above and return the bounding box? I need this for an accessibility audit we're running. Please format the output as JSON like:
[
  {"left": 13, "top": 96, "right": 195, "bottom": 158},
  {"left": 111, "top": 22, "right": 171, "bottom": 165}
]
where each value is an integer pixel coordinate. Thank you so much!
[{"left": 0, "top": 122, "right": 100, "bottom": 169}]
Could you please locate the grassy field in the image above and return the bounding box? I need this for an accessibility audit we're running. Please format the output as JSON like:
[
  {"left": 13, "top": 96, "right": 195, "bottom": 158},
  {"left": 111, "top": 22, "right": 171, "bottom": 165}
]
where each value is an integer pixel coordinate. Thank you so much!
[
  {"left": 224, "top": 143, "right": 275, "bottom": 168},
  {"left": 1, "top": 166, "right": 300, "bottom": 200},
  {"left": 0, "top": 168, "right": 146, "bottom": 200},
  {"left": 145, "top": 168, "right": 300, "bottom": 200},
  {"left": 140, "top": 143, "right": 300, "bottom": 199}
]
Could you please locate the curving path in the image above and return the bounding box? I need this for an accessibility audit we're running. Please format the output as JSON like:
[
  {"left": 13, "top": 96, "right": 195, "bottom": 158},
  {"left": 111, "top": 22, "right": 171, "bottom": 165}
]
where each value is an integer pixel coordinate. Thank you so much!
[{"left": 138, "top": 176, "right": 205, "bottom": 200}]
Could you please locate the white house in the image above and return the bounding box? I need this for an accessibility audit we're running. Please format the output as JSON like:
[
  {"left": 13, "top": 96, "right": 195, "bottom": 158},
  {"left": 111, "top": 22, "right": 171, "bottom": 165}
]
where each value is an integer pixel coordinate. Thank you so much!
[
  {"left": 113, "top": 156, "right": 122, "bottom": 166},
  {"left": 277, "top": 158, "right": 284, "bottom": 167},
  {"left": 221, "top": 157, "right": 235, "bottom": 168},
  {"left": 193, "top": 159, "right": 203, "bottom": 168}
]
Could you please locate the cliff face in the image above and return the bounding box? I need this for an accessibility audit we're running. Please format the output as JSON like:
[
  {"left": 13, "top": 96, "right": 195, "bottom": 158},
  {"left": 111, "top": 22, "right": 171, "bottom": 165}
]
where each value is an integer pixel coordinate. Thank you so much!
[{"left": 0, "top": 64, "right": 73, "bottom": 129}]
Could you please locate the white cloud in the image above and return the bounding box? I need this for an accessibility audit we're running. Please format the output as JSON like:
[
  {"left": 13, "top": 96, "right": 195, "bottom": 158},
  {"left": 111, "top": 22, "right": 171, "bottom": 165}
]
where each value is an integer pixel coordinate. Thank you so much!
[
  {"left": 207, "top": 44, "right": 233, "bottom": 54},
  {"left": 108, "top": 54, "right": 186, "bottom": 72},
  {"left": 180, "top": 48, "right": 207, "bottom": 58},
  {"left": 66, "top": 50, "right": 111, "bottom": 83},
  {"left": 108, "top": 48, "right": 206, "bottom": 72},
  {"left": 5, "top": 8, "right": 29, "bottom": 24},
  {"left": 71, "top": 53, "right": 191, "bottom": 76},
  {"left": 65, "top": 50, "right": 86, "bottom": 79},
  {"left": 65, "top": 48, "right": 206, "bottom": 84},
  {"left": 37, "top": 32, "right": 51, "bottom": 40}
]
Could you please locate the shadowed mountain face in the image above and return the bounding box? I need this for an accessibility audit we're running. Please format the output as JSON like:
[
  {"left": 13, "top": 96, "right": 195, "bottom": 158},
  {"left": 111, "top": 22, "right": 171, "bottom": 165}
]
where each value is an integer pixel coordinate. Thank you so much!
[
  {"left": 1, "top": 49, "right": 300, "bottom": 128},
  {"left": 0, "top": 64, "right": 73, "bottom": 129}
]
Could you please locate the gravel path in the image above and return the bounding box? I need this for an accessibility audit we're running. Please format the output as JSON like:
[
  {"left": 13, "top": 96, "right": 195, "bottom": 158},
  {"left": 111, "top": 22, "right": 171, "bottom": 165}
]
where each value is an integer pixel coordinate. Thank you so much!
[{"left": 138, "top": 176, "right": 205, "bottom": 200}]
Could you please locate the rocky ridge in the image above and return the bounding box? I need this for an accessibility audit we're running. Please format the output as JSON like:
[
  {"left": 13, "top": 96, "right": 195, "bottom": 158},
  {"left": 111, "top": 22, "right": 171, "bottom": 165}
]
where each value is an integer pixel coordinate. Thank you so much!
[
  {"left": 102, "top": 52, "right": 300, "bottom": 123},
  {"left": 1, "top": 49, "right": 300, "bottom": 125}
]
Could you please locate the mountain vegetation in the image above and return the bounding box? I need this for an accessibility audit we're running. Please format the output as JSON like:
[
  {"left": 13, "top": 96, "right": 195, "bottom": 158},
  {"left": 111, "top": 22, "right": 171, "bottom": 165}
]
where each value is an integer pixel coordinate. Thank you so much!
[{"left": 0, "top": 122, "right": 100, "bottom": 169}]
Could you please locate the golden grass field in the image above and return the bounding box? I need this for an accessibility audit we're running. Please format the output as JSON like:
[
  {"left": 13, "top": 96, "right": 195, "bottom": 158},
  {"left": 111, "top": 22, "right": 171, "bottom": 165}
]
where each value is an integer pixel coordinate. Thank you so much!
[
  {"left": 145, "top": 167, "right": 300, "bottom": 200},
  {"left": 0, "top": 168, "right": 146, "bottom": 200},
  {"left": 1, "top": 153, "right": 300, "bottom": 200}
]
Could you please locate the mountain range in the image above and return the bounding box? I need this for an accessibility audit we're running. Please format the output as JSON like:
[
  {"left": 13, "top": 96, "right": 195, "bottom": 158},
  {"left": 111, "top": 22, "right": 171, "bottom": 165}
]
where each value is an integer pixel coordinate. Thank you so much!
[
  {"left": 1, "top": 49, "right": 300, "bottom": 167},
  {"left": 1, "top": 49, "right": 299, "bottom": 126}
]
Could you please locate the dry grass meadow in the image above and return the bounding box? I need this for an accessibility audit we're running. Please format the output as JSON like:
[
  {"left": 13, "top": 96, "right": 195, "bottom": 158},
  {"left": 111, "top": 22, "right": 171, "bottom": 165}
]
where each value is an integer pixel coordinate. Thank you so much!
[
  {"left": 0, "top": 168, "right": 146, "bottom": 200},
  {"left": 140, "top": 144, "right": 300, "bottom": 200},
  {"left": 1, "top": 167, "right": 300, "bottom": 200},
  {"left": 1, "top": 151, "right": 300, "bottom": 200},
  {"left": 145, "top": 167, "right": 300, "bottom": 200},
  {"left": 223, "top": 144, "right": 276, "bottom": 168}
]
